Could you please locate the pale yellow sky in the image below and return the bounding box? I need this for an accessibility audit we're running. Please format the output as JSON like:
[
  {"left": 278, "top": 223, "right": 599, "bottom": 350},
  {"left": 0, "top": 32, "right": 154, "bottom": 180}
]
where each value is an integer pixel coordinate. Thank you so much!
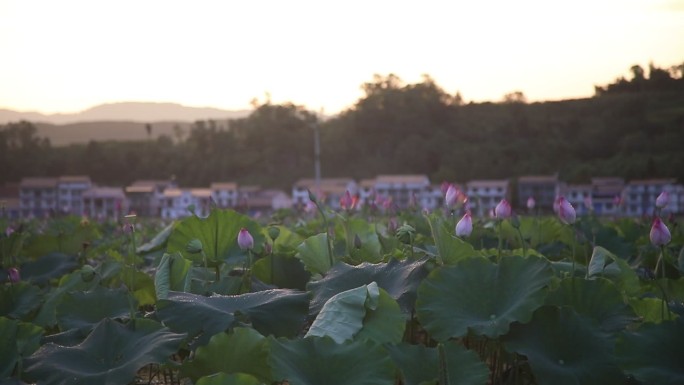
[{"left": 1, "top": 0, "right": 683, "bottom": 114}]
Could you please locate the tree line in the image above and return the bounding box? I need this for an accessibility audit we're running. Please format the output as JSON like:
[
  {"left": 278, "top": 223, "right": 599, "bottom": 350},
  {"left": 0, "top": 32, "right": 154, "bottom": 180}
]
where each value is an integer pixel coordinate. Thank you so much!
[{"left": 1, "top": 62, "right": 683, "bottom": 189}]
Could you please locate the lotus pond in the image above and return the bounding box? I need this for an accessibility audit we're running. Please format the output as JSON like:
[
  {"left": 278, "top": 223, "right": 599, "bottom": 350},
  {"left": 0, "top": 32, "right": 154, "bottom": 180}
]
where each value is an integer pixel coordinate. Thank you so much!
[{"left": 1, "top": 206, "right": 683, "bottom": 385}]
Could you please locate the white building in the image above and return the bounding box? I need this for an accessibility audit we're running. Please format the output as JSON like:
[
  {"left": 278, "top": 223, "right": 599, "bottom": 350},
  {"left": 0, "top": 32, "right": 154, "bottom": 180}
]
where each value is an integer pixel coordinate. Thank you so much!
[
  {"left": 125, "top": 179, "right": 176, "bottom": 217},
  {"left": 210, "top": 182, "right": 239, "bottom": 208},
  {"left": 19, "top": 177, "right": 58, "bottom": 218},
  {"left": 590, "top": 177, "right": 625, "bottom": 216},
  {"left": 624, "top": 179, "right": 681, "bottom": 216},
  {"left": 292, "top": 178, "right": 357, "bottom": 209},
  {"left": 373, "top": 175, "right": 431, "bottom": 209},
  {"left": 82, "top": 187, "right": 127, "bottom": 220},
  {"left": 160, "top": 188, "right": 212, "bottom": 219},
  {"left": 57, "top": 176, "right": 92, "bottom": 215},
  {"left": 560, "top": 184, "right": 593, "bottom": 215},
  {"left": 466, "top": 179, "right": 510, "bottom": 217}
]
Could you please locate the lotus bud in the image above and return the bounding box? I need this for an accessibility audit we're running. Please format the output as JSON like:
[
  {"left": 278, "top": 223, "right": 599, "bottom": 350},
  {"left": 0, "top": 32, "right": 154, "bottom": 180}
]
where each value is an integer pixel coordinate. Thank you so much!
[
  {"left": 4, "top": 226, "right": 14, "bottom": 237},
  {"left": 455, "top": 211, "right": 473, "bottom": 237},
  {"left": 268, "top": 226, "right": 281, "bottom": 241},
  {"left": 494, "top": 199, "right": 512, "bottom": 219},
  {"left": 307, "top": 189, "right": 318, "bottom": 204},
  {"left": 7, "top": 267, "right": 20, "bottom": 283},
  {"left": 396, "top": 224, "right": 416, "bottom": 245},
  {"left": 526, "top": 196, "right": 536, "bottom": 210},
  {"left": 655, "top": 191, "right": 669, "bottom": 209},
  {"left": 445, "top": 184, "right": 459, "bottom": 207},
  {"left": 387, "top": 217, "right": 399, "bottom": 234},
  {"left": 440, "top": 181, "right": 451, "bottom": 195},
  {"left": 557, "top": 196, "right": 576, "bottom": 225},
  {"left": 650, "top": 217, "right": 671, "bottom": 246},
  {"left": 186, "top": 239, "right": 203, "bottom": 254},
  {"left": 237, "top": 228, "right": 254, "bottom": 250},
  {"left": 339, "top": 190, "right": 353, "bottom": 210}
]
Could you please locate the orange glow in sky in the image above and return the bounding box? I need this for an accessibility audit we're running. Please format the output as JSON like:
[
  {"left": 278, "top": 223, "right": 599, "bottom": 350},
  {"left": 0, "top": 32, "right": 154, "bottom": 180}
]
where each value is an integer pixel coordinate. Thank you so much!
[{"left": 1, "top": 0, "right": 683, "bottom": 114}]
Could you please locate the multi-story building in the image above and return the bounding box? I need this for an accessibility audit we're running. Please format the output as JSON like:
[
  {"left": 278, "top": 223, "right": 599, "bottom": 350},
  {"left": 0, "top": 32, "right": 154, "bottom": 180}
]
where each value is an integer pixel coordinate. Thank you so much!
[
  {"left": 19, "top": 177, "right": 58, "bottom": 218},
  {"left": 0, "top": 183, "right": 21, "bottom": 219},
  {"left": 590, "top": 177, "right": 625, "bottom": 216},
  {"left": 624, "top": 179, "right": 680, "bottom": 216},
  {"left": 561, "top": 184, "right": 593, "bottom": 215},
  {"left": 517, "top": 174, "right": 560, "bottom": 212},
  {"left": 57, "top": 175, "right": 92, "bottom": 215},
  {"left": 210, "top": 182, "right": 239, "bottom": 208},
  {"left": 125, "top": 179, "right": 176, "bottom": 217},
  {"left": 160, "top": 188, "right": 212, "bottom": 219},
  {"left": 466, "top": 179, "right": 510, "bottom": 217},
  {"left": 373, "top": 175, "right": 431, "bottom": 209},
  {"left": 292, "top": 178, "right": 357, "bottom": 209},
  {"left": 82, "top": 187, "right": 127, "bottom": 220}
]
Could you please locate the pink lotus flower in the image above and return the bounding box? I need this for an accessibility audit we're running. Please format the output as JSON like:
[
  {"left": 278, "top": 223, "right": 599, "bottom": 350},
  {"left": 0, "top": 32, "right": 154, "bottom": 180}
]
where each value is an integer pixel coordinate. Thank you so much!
[
  {"left": 650, "top": 217, "right": 671, "bottom": 246},
  {"left": 526, "top": 196, "right": 536, "bottom": 210},
  {"left": 237, "top": 228, "right": 254, "bottom": 250},
  {"left": 557, "top": 196, "right": 576, "bottom": 225},
  {"left": 445, "top": 184, "right": 459, "bottom": 207},
  {"left": 495, "top": 199, "right": 512, "bottom": 219},
  {"left": 455, "top": 211, "right": 473, "bottom": 237},
  {"left": 655, "top": 191, "right": 669, "bottom": 209},
  {"left": 7, "top": 267, "right": 20, "bottom": 283},
  {"left": 440, "top": 181, "right": 451, "bottom": 195},
  {"left": 339, "top": 190, "right": 353, "bottom": 210}
]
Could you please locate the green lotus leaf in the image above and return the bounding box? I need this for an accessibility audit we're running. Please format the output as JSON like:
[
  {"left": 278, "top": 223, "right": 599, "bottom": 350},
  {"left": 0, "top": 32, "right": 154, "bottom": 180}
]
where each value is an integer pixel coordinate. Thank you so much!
[
  {"left": 587, "top": 246, "right": 639, "bottom": 296},
  {"left": 252, "top": 253, "right": 310, "bottom": 290},
  {"left": 308, "top": 258, "right": 430, "bottom": 317},
  {"left": 155, "top": 252, "right": 193, "bottom": 300},
  {"left": 0, "top": 317, "right": 43, "bottom": 378},
  {"left": 546, "top": 278, "right": 639, "bottom": 332},
  {"left": 617, "top": 317, "right": 684, "bottom": 385},
  {"left": 156, "top": 289, "right": 308, "bottom": 347},
  {"left": 628, "top": 297, "right": 678, "bottom": 323},
  {"left": 416, "top": 255, "right": 553, "bottom": 339},
  {"left": 355, "top": 287, "right": 406, "bottom": 344},
  {"left": 339, "top": 217, "right": 383, "bottom": 264},
  {"left": 22, "top": 218, "right": 100, "bottom": 259},
  {"left": 24, "top": 318, "right": 185, "bottom": 385},
  {"left": 504, "top": 306, "right": 625, "bottom": 385},
  {"left": 180, "top": 327, "right": 271, "bottom": 383},
  {"left": 425, "top": 213, "right": 481, "bottom": 265},
  {"left": 56, "top": 286, "right": 134, "bottom": 333},
  {"left": 0, "top": 282, "right": 43, "bottom": 321},
  {"left": 118, "top": 266, "right": 156, "bottom": 306},
  {"left": 295, "top": 233, "right": 331, "bottom": 275},
  {"left": 19, "top": 253, "right": 79, "bottom": 286},
  {"left": 269, "top": 336, "right": 395, "bottom": 385},
  {"left": 270, "top": 225, "right": 304, "bottom": 254},
  {"left": 386, "top": 342, "right": 489, "bottom": 385},
  {"left": 195, "top": 373, "right": 264, "bottom": 385},
  {"left": 136, "top": 222, "right": 174, "bottom": 254},
  {"left": 305, "top": 282, "right": 379, "bottom": 343},
  {"left": 166, "top": 209, "right": 264, "bottom": 265}
]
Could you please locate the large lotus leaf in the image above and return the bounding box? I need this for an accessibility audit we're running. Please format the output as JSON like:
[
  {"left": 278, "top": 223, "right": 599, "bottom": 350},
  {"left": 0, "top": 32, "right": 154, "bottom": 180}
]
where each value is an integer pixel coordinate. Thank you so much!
[
  {"left": 0, "top": 282, "right": 43, "bottom": 321},
  {"left": 416, "top": 255, "right": 553, "bottom": 339},
  {"left": 386, "top": 342, "right": 489, "bottom": 385},
  {"left": 136, "top": 222, "right": 174, "bottom": 254},
  {"left": 166, "top": 209, "right": 264, "bottom": 265},
  {"left": 19, "top": 253, "right": 79, "bottom": 286},
  {"left": 341, "top": 218, "right": 383, "bottom": 263},
  {"left": 56, "top": 286, "right": 134, "bottom": 333},
  {"left": 546, "top": 278, "right": 639, "bottom": 332},
  {"left": 295, "top": 233, "right": 331, "bottom": 275},
  {"left": 271, "top": 225, "right": 304, "bottom": 254},
  {"left": 22, "top": 219, "right": 100, "bottom": 259},
  {"left": 32, "top": 267, "right": 102, "bottom": 327},
  {"left": 24, "top": 318, "right": 185, "bottom": 385},
  {"left": 425, "top": 214, "right": 481, "bottom": 265},
  {"left": 355, "top": 287, "right": 406, "bottom": 344},
  {"left": 306, "top": 283, "right": 379, "bottom": 343},
  {"left": 617, "top": 317, "right": 684, "bottom": 385},
  {"left": 155, "top": 252, "right": 193, "bottom": 300},
  {"left": 269, "top": 336, "right": 395, "bottom": 385},
  {"left": 628, "top": 297, "right": 678, "bottom": 323},
  {"left": 252, "top": 254, "right": 311, "bottom": 290},
  {"left": 156, "top": 289, "right": 308, "bottom": 347},
  {"left": 0, "top": 317, "right": 43, "bottom": 378},
  {"left": 587, "top": 246, "right": 639, "bottom": 296},
  {"left": 504, "top": 306, "right": 625, "bottom": 385},
  {"left": 308, "top": 258, "right": 430, "bottom": 317},
  {"left": 195, "top": 373, "right": 264, "bottom": 385},
  {"left": 116, "top": 265, "right": 156, "bottom": 306},
  {"left": 180, "top": 328, "right": 271, "bottom": 383}
]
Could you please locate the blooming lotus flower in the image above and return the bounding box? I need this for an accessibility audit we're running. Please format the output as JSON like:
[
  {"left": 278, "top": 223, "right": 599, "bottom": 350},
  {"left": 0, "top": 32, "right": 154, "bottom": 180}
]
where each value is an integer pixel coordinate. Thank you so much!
[
  {"left": 7, "top": 267, "right": 20, "bottom": 283},
  {"left": 455, "top": 211, "right": 473, "bottom": 237},
  {"left": 650, "top": 217, "right": 671, "bottom": 246},
  {"left": 339, "top": 190, "right": 353, "bottom": 210},
  {"left": 655, "top": 191, "right": 669, "bottom": 209},
  {"left": 526, "top": 196, "right": 536, "bottom": 210},
  {"left": 445, "top": 184, "right": 459, "bottom": 207},
  {"left": 495, "top": 199, "right": 512, "bottom": 219},
  {"left": 237, "top": 228, "right": 254, "bottom": 250},
  {"left": 557, "top": 196, "right": 576, "bottom": 225}
]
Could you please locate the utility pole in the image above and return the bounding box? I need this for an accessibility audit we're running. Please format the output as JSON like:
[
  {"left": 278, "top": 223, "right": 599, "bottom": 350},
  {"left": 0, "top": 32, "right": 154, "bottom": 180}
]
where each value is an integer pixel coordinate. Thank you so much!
[{"left": 313, "top": 110, "right": 322, "bottom": 197}]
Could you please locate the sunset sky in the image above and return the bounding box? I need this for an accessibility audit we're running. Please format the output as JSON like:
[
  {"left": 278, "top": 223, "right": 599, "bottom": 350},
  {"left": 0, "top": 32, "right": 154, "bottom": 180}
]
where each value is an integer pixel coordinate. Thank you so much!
[{"left": 1, "top": 0, "right": 683, "bottom": 115}]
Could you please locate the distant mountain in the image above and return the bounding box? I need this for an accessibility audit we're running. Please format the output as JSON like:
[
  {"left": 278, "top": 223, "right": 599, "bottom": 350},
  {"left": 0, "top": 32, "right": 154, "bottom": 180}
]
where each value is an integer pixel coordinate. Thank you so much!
[
  {"left": 0, "top": 102, "right": 251, "bottom": 125},
  {"left": 34, "top": 121, "right": 195, "bottom": 146}
]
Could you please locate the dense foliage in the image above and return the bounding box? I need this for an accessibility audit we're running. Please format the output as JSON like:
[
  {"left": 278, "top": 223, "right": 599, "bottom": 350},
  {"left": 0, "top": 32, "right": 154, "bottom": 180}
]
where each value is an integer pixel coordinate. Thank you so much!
[
  {"left": 1, "top": 63, "right": 683, "bottom": 188},
  {"left": 1, "top": 202, "right": 683, "bottom": 384}
]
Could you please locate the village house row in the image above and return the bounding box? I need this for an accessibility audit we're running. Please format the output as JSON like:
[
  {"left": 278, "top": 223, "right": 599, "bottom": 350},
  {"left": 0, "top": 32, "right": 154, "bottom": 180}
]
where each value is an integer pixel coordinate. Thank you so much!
[{"left": 0, "top": 174, "right": 683, "bottom": 220}]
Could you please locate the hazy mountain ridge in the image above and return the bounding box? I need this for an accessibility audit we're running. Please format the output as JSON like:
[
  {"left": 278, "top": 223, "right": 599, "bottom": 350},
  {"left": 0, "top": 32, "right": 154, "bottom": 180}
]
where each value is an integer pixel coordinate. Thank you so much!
[{"left": 0, "top": 101, "right": 251, "bottom": 125}]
